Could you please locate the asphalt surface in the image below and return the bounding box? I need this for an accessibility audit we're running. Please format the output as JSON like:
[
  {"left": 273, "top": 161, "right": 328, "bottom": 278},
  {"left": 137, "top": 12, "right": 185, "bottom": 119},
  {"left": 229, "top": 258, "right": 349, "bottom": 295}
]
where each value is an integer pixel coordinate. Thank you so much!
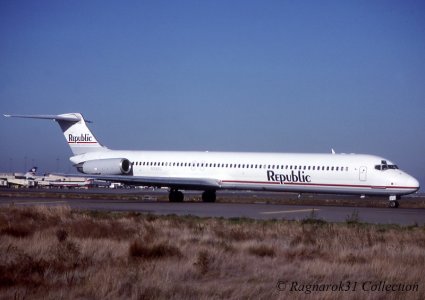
[{"left": 1, "top": 191, "right": 424, "bottom": 225}]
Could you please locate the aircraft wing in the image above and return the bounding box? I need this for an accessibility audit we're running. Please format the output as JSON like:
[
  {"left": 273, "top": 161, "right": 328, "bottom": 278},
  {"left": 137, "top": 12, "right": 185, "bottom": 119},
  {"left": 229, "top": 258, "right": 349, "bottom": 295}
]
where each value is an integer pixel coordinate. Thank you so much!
[{"left": 82, "top": 174, "right": 221, "bottom": 190}]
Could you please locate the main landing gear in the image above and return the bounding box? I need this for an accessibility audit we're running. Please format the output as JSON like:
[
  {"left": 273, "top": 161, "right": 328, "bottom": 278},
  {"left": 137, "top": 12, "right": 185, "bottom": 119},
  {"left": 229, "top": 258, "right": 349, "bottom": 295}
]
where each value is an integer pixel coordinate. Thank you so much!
[
  {"left": 202, "top": 190, "right": 216, "bottom": 203},
  {"left": 169, "top": 190, "right": 184, "bottom": 202},
  {"left": 388, "top": 195, "right": 400, "bottom": 208},
  {"left": 168, "top": 190, "right": 216, "bottom": 203}
]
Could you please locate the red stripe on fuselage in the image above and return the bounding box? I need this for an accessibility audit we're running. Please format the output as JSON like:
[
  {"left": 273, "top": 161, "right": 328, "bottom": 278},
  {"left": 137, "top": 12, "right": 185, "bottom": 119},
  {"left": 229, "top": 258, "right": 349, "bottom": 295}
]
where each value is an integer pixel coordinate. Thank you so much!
[{"left": 220, "top": 180, "right": 415, "bottom": 190}]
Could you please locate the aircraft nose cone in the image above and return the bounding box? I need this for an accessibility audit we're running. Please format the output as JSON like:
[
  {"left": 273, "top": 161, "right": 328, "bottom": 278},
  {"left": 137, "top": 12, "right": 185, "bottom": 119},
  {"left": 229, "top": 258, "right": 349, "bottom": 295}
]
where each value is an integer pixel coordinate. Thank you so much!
[
  {"left": 406, "top": 176, "right": 420, "bottom": 193},
  {"left": 412, "top": 177, "right": 420, "bottom": 192}
]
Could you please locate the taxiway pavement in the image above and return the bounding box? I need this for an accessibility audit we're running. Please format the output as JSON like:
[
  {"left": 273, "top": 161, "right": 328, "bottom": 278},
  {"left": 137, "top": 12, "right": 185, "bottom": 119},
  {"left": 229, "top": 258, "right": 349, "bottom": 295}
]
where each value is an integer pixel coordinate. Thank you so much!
[{"left": 1, "top": 194, "right": 424, "bottom": 225}]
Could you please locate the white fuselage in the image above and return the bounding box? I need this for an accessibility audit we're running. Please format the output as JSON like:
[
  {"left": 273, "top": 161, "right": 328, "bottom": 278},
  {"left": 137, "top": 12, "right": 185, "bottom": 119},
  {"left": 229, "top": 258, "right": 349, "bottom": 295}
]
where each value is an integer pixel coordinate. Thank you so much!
[
  {"left": 71, "top": 150, "right": 419, "bottom": 196},
  {"left": 6, "top": 112, "right": 420, "bottom": 205}
]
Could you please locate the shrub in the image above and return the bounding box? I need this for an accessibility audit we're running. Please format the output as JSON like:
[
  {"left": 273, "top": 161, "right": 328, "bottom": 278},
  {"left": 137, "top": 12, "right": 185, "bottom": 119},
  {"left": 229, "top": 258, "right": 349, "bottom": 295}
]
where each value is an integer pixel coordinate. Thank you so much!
[
  {"left": 301, "top": 209, "right": 327, "bottom": 225},
  {"left": 0, "top": 224, "right": 33, "bottom": 238},
  {"left": 194, "top": 250, "right": 210, "bottom": 275},
  {"left": 56, "top": 228, "right": 68, "bottom": 242},
  {"left": 129, "top": 240, "right": 182, "bottom": 260},
  {"left": 346, "top": 210, "right": 361, "bottom": 225},
  {"left": 247, "top": 245, "right": 276, "bottom": 257}
]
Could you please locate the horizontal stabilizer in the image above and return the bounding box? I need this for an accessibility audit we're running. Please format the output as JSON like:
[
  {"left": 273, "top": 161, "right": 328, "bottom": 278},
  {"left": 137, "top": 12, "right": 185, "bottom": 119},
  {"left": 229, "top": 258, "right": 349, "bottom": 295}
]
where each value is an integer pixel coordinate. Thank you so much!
[{"left": 3, "top": 113, "right": 91, "bottom": 123}]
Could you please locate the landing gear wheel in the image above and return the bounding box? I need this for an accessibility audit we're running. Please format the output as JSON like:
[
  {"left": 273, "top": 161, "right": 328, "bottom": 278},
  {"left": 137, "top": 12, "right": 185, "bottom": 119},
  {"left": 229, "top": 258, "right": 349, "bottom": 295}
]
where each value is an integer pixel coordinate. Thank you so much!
[
  {"left": 202, "top": 190, "right": 216, "bottom": 203},
  {"left": 169, "top": 190, "right": 184, "bottom": 202},
  {"left": 388, "top": 200, "right": 399, "bottom": 208}
]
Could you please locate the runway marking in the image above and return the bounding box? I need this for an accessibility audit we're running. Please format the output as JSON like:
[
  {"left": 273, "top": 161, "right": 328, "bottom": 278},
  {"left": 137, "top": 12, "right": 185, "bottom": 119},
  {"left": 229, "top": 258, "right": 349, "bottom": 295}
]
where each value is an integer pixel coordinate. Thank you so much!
[
  {"left": 13, "top": 201, "right": 68, "bottom": 205},
  {"left": 261, "top": 209, "right": 319, "bottom": 214}
]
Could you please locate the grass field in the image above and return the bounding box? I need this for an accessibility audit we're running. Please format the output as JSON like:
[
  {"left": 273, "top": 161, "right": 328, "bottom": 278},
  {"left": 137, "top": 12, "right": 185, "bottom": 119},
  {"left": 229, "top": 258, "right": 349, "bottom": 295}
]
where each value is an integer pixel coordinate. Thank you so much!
[{"left": 0, "top": 205, "right": 424, "bottom": 299}]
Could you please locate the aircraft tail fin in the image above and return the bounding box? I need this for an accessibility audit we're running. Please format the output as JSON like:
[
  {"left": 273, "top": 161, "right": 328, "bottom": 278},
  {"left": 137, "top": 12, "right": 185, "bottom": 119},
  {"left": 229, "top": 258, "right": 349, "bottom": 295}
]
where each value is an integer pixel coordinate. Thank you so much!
[{"left": 4, "top": 113, "right": 108, "bottom": 155}]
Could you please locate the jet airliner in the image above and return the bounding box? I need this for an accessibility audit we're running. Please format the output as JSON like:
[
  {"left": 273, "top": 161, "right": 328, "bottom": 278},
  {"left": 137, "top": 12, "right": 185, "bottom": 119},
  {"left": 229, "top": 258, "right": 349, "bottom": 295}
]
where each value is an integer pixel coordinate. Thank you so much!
[{"left": 4, "top": 113, "right": 419, "bottom": 208}]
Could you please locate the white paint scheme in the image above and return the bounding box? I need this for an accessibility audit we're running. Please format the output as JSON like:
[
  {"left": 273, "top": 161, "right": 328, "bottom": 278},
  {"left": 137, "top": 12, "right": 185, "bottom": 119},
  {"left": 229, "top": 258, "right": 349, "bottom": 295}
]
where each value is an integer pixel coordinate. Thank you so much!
[{"left": 4, "top": 113, "right": 420, "bottom": 205}]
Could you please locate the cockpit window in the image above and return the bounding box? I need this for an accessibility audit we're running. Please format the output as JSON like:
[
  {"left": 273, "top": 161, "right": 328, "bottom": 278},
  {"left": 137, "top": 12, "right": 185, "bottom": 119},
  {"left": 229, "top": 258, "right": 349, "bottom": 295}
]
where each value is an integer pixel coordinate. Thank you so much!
[{"left": 375, "top": 160, "right": 398, "bottom": 171}]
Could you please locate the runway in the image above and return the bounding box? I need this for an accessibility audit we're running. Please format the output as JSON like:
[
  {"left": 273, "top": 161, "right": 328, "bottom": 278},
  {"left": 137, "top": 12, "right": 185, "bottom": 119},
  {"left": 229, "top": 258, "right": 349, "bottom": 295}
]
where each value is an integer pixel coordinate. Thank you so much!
[{"left": 1, "top": 192, "right": 425, "bottom": 225}]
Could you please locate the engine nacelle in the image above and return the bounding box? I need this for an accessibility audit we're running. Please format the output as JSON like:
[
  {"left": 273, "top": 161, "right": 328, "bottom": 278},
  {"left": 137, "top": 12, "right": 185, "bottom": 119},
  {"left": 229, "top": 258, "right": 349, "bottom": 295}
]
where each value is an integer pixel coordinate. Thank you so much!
[{"left": 77, "top": 158, "right": 132, "bottom": 175}]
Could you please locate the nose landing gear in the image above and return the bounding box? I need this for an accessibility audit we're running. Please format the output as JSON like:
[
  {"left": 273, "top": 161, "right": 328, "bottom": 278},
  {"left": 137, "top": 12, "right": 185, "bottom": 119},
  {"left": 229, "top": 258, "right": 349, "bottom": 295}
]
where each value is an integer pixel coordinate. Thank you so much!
[{"left": 388, "top": 195, "right": 400, "bottom": 208}]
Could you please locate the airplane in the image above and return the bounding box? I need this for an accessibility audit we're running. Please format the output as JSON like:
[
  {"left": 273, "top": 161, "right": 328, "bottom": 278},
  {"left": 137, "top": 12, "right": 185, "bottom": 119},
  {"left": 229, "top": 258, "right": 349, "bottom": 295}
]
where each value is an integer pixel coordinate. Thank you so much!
[
  {"left": 4, "top": 113, "right": 420, "bottom": 208},
  {"left": 0, "top": 166, "right": 38, "bottom": 188},
  {"left": 0, "top": 165, "right": 95, "bottom": 189}
]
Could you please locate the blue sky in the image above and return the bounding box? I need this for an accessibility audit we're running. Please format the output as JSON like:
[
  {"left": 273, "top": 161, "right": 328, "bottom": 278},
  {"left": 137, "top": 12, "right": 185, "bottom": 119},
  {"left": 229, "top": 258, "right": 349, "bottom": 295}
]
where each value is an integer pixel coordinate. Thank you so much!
[{"left": 1, "top": 1, "right": 424, "bottom": 188}]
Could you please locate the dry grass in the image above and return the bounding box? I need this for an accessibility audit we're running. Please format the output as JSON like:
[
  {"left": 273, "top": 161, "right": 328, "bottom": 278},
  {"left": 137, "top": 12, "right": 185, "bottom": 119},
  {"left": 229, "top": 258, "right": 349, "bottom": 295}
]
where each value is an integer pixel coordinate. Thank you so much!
[{"left": 0, "top": 205, "right": 424, "bottom": 299}]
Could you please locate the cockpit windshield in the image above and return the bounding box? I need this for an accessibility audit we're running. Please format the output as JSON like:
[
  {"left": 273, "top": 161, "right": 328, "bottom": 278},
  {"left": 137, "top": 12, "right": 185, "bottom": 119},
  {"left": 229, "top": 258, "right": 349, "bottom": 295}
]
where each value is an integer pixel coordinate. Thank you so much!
[{"left": 375, "top": 160, "right": 398, "bottom": 171}]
